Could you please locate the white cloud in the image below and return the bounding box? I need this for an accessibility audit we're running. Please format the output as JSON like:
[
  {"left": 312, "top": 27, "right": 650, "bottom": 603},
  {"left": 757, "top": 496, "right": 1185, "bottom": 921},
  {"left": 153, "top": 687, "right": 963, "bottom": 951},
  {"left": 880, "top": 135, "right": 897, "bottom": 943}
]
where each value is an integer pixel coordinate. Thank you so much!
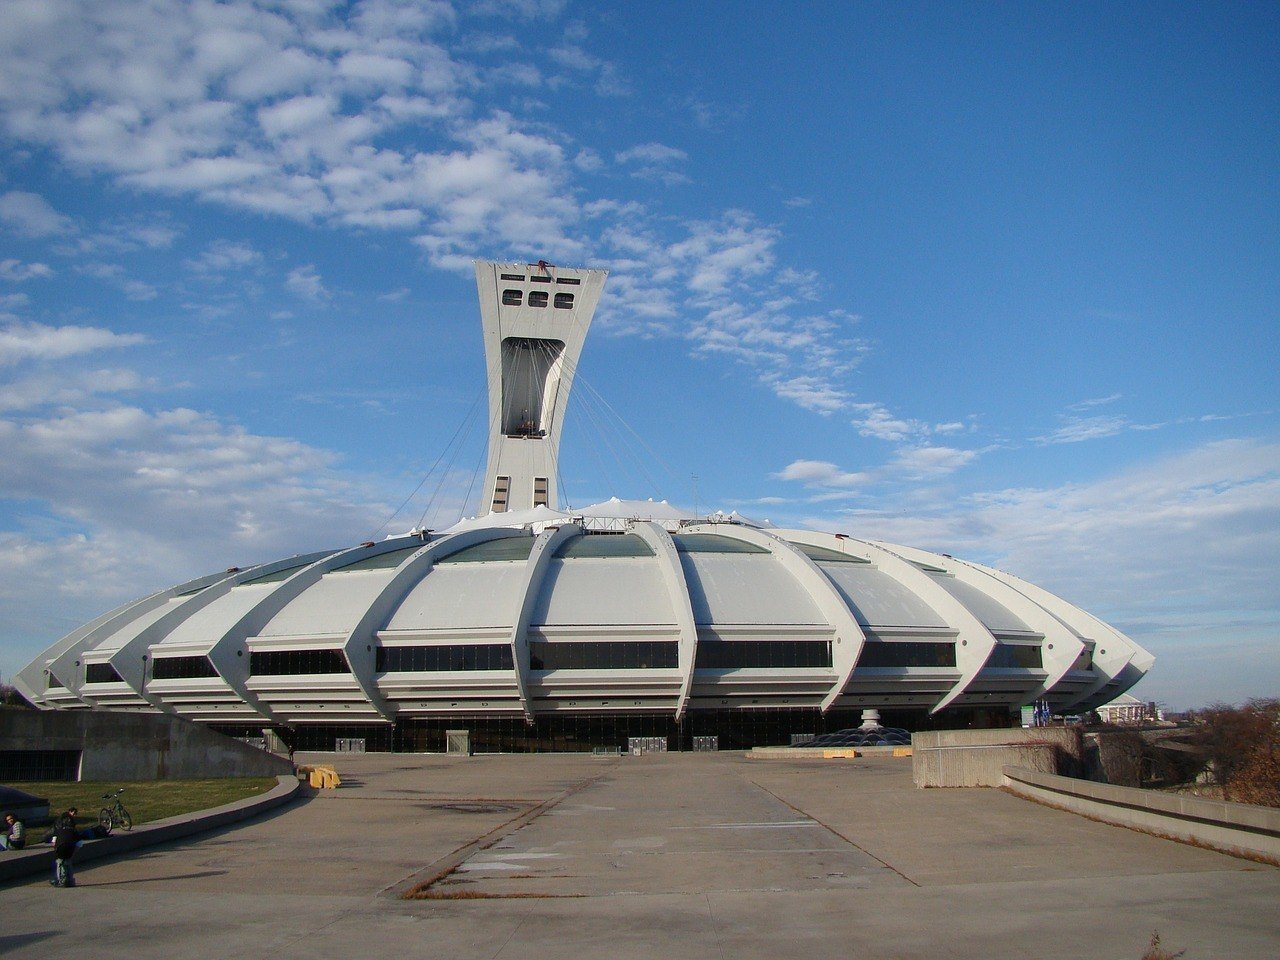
[
  {"left": 888, "top": 444, "right": 978, "bottom": 479},
  {"left": 285, "top": 263, "right": 331, "bottom": 301},
  {"left": 773, "top": 460, "right": 870, "bottom": 488},
  {"left": 1069, "top": 392, "right": 1123, "bottom": 410},
  {"left": 184, "top": 240, "right": 263, "bottom": 274},
  {"left": 0, "top": 321, "right": 146, "bottom": 366},
  {"left": 0, "top": 259, "right": 54, "bottom": 281},
  {"left": 0, "top": 368, "right": 151, "bottom": 412},
  {"left": 1035, "top": 413, "right": 1130, "bottom": 445},
  {"left": 0, "top": 191, "right": 74, "bottom": 238},
  {"left": 850, "top": 401, "right": 926, "bottom": 441},
  {"left": 616, "top": 142, "right": 687, "bottom": 165}
]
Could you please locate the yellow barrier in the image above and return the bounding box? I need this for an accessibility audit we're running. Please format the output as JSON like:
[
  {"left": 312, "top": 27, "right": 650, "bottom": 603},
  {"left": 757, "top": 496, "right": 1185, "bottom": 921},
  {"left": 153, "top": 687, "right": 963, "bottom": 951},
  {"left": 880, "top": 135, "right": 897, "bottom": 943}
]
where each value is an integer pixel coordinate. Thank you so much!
[
  {"left": 299, "top": 764, "right": 341, "bottom": 789},
  {"left": 821, "top": 749, "right": 861, "bottom": 759},
  {"left": 892, "top": 747, "right": 913, "bottom": 758}
]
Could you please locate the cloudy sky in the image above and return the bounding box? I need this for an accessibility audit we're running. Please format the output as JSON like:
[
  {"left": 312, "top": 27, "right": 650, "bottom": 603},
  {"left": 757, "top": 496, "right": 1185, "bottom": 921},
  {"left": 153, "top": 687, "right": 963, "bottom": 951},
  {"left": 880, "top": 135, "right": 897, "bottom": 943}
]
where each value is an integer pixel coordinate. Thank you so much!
[{"left": 0, "top": 1, "right": 1275, "bottom": 709}]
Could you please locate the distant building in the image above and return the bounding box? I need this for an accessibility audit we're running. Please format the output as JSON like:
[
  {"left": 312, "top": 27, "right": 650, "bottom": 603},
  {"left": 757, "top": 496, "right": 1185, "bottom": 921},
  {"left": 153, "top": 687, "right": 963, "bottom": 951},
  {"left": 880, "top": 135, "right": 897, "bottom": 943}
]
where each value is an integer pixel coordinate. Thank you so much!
[
  {"left": 14, "top": 261, "right": 1154, "bottom": 752},
  {"left": 1096, "top": 693, "right": 1159, "bottom": 725}
]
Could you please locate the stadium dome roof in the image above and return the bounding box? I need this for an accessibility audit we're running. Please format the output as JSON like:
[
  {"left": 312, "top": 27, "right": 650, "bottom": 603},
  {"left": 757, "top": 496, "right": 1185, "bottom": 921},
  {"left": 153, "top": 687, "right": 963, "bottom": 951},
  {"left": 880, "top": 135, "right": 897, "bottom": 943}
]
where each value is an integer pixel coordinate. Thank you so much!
[{"left": 15, "top": 261, "right": 1152, "bottom": 741}]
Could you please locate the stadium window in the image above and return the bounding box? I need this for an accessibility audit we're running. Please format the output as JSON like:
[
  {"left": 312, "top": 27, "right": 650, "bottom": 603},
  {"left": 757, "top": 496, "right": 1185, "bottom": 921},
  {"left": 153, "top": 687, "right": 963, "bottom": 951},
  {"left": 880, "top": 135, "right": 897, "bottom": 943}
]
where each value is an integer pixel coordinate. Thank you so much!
[
  {"left": 529, "top": 641, "right": 679, "bottom": 671},
  {"left": 376, "top": 645, "right": 514, "bottom": 672},
  {"left": 554, "top": 292, "right": 574, "bottom": 309},
  {"left": 84, "top": 662, "right": 123, "bottom": 684},
  {"left": 249, "top": 649, "right": 350, "bottom": 676},
  {"left": 984, "top": 644, "right": 1043, "bottom": 669},
  {"left": 694, "top": 641, "right": 832, "bottom": 670},
  {"left": 151, "top": 656, "right": 219, "bottom": 680},
  {"left": 528, "top": 290, "right": 549, "bottom": 308},
  {"left": 502, "top": 289, "right": 523, "bottom": 306},
  {"left": 855, "top": 642, "right": 957, "bottom": 668}
]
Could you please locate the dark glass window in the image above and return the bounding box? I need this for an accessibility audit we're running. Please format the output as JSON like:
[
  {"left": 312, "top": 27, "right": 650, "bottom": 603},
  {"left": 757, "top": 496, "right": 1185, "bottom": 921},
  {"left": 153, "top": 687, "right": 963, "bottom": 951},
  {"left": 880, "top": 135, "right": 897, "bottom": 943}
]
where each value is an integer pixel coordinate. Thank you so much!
[
  {"left": 984, "top": 644, "right": 1043, "bottom": 669},
  {"left": 151, "top": 656, "right": 219, "bottom": 680},
  {"left": 377, "top": 645, "right": 514, "bottom": 672},
  {"left": 789, "top": 542, "right": 869, "bottom": 564},
  {"left": 250, "top": 649, "right": 350, "bottom": 675},
  {"left": 243, "top": 562, "right": 310, "bottom": 585},
  {"left": 500, "top": 273, "right": 525, "bottom": 281},
  {"left": 529, "top": 641, "right": 679, "bottom": 671},
  {"left": 672, "top": 533, "right": 768, "bottom": 554},
  {"left": 437, "top": 537, "right": 535, "bottom": 563},
  {"left": 555, "top": 277, "right": 580, "bottom": 285},
  {"left": 0, "top": 750, "right": 81, "bottom": 781},
  {"left": 856, "top": 641, "right": 957, "bottom": 668},
  {"left": 84, "top": 662, "right": 123, "bottom": 684},
  {"left": 554, "top": 534, "right": 654, "bottom": 559},
  {"left": 554, "top": 292, "right": 574, "bottom": 309},
  {"left": 528, "top": 290, "right": 549, "bottom": 307},
  {"left": 529, "top": 275, "right": 552, "bottom": 283},
  {"left": 695, "top": 641, "right": 832, "bottom": 669},
  {"left": 502, "top": 289, "right": 523, "bottom": 305},
  {"left": 333, "top": 544, "right": 423, "bottom": 572}
]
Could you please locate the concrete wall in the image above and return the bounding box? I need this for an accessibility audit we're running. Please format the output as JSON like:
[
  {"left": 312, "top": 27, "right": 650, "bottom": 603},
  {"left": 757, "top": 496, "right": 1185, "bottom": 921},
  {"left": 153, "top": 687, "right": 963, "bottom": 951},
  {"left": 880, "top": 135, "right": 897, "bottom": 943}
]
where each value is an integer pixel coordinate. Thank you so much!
[
  {"left": 0, "top": 708, "right": 293, "bottom": 780},
  {"left": 912, "top": 728, "right": 1081, "bottom": 787},
  {"left": 1002, "top": 765, "right": 1280, "bottom": 863}
]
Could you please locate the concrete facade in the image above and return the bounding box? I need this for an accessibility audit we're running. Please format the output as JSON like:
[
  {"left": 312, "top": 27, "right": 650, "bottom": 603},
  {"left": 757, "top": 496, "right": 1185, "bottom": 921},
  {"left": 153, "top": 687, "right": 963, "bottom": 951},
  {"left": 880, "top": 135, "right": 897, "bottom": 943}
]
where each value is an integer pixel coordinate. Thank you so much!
[{"left": 0, "top": 708, "right": 293, "bottom": 780}]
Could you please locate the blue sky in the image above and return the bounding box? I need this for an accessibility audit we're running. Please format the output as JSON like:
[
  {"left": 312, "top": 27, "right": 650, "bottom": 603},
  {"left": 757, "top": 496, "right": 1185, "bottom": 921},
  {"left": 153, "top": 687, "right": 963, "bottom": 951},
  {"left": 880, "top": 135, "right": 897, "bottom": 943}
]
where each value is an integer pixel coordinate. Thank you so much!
[{"left": 0, "top": 0, "right": 1275, "bottom": 710}]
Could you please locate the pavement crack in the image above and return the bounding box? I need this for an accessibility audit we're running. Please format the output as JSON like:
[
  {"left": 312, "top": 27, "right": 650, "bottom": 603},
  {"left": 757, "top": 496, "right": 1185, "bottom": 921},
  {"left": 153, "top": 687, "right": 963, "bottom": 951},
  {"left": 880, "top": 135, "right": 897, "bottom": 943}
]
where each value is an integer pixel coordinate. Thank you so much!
[{"left": 747, "top": 778, "right": 921, "bottom": 888}]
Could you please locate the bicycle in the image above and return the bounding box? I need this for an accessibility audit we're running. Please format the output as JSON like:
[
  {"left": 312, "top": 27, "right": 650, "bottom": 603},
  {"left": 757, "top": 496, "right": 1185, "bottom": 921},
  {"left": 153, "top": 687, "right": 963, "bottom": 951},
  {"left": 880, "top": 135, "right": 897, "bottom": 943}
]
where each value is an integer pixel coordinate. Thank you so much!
[{"left": 98, "top": 788, "right": 132, "bottom": 834}]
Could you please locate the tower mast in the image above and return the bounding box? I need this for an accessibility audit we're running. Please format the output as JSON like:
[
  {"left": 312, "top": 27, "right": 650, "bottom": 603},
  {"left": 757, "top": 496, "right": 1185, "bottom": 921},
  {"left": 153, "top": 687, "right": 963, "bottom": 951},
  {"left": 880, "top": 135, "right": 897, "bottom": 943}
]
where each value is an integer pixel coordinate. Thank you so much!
[{"left": 475, "top": 260, "right": 608, "bottom": 514}]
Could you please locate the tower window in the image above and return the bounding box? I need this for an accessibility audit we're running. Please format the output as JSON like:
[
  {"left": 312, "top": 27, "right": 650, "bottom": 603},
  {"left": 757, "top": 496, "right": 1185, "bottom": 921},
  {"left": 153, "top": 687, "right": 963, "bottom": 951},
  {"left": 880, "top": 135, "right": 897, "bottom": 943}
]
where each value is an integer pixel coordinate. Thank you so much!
[
  {"left": 492, "top": 476, "right": 510, "bottom": 513},
  {"left": 555, "top": 277, "right": 581, "bottom": 285},
  {"left": 500, "top": 273, "right": 525, "bottom": 281},
  {"left": 554, "top": 292, "right": 574, "bottom": 309},
  {"left": 502, "top": 289, "right": 523, "bottom": 306},
  {"left": 533, "top": 477, "right": 549, "bottom": 507},
  {"left": 528, "top": 290, "right": 549, "bottom": 308}
]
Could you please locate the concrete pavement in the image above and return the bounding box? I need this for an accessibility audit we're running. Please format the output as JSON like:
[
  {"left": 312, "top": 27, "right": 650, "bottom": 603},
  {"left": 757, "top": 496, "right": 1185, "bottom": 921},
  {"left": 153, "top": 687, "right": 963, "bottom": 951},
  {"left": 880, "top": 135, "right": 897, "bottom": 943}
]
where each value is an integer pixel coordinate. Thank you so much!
[{"left": 1, "top": 751, "right": 1276, "bottom": 959}]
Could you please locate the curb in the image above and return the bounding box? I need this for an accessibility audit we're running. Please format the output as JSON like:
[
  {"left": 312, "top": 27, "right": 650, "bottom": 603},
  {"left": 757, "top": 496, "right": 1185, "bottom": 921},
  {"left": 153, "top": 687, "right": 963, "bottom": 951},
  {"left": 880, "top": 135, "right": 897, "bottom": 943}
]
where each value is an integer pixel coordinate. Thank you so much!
[{"left": 0, "top": 774, "right": 301, "bottom": 885}]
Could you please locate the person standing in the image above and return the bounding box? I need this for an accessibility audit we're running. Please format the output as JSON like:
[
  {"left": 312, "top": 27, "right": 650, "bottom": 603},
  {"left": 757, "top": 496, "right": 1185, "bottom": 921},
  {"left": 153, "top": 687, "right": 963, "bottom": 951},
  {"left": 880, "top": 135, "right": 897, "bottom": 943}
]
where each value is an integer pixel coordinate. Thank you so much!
[
  {"left": 0, "top": 812, "right": 24, "bottom": 850},
  {"left": 51, "top": 807, "right": 79, "bottom": 887}
]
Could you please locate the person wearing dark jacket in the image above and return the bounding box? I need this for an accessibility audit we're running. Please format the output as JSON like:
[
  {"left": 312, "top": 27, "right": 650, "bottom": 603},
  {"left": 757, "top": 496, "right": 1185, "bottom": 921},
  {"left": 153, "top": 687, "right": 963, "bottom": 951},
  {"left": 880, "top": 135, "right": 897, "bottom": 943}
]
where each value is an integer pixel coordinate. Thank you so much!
[{"left": 51, "top": 808, "right": 79, "bottom": 887}]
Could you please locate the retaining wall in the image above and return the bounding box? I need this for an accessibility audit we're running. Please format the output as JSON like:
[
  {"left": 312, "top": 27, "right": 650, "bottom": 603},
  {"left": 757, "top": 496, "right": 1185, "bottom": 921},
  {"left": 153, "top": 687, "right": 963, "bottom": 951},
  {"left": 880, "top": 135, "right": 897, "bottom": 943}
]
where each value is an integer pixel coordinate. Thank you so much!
[
  {"left": 912, "top": 728, "right": 1080, "bottom": 787},
  {"left": 0, "top": 709, "right": 293, "bottom": 780},
  {"left": 1002, "top": 765, "right": 1280, "bottom": 863}
]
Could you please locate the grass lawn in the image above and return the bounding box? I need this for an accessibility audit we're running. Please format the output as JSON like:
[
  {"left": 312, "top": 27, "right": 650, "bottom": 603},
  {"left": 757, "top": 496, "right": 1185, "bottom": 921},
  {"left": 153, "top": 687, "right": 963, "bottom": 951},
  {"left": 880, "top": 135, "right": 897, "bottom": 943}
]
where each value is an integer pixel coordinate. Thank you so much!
[{"left": 4, "top": 777, "right": 279, "bottom": 831}]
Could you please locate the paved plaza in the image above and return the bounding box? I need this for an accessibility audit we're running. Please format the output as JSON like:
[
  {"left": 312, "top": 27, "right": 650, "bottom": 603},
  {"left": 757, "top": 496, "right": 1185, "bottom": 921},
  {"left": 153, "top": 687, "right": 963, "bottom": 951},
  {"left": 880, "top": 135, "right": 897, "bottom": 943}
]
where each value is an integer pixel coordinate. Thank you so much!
[{"left": 2, "top": 752, "right": 1277, "bottom": 959}]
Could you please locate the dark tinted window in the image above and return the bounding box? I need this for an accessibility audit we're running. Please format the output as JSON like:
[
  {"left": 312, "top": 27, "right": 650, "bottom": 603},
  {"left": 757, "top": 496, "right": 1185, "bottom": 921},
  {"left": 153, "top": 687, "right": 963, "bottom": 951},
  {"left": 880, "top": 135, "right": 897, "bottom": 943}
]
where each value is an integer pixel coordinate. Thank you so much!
[
  {"left": 151, "top": 656, "right": 219, "bottom": 680},
  {"left": 85, "top": 662, "right": 123, "bottom": 684},
  {"left": 695, "top": 641, "right": 832, "bottom": 669},
  {"left": 528, "top": 290, "right": 549, "bottom": 307},
  {"left": 529, "top": 641, "right": 678, "bottom": 670},
  {"left": 502, "top": 289, "right": 523, "bottom": 305},
  {"left": 856, "top": 641, "right": 957, "bottom": 668},
  {"left": 554, "top": 292, "right": 574, "bottom": 309},
  {"left": 250, "top": 649, "right": 350, "bottom": 675},
  {"left": 985, "top": 644, "right": 1043, "bottom": 669},
  {"left": 377, "top": 645, "right": 514, "bottom": 672}
]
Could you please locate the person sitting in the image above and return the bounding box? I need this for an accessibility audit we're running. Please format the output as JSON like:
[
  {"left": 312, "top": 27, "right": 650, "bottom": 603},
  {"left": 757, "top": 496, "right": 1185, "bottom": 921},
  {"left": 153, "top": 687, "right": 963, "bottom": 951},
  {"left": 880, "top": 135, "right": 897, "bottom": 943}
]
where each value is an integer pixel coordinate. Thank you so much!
[{"left": 0, "top": 812, "right": 24, "bottom": 851}]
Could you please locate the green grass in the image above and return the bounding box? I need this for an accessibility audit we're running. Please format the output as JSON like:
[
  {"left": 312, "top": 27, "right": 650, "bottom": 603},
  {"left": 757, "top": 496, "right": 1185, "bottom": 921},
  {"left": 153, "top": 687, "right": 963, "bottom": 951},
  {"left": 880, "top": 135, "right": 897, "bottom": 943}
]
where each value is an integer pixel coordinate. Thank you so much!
[{"left": 4, "top": 777, "right": 278, "bottom": 831}]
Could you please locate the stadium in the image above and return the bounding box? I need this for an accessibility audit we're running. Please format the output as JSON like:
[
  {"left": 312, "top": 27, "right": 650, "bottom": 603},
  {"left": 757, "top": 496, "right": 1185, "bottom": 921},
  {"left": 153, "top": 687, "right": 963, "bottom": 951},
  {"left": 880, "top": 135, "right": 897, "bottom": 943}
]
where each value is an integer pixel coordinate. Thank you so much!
[{"left": 13, "top": 262, "right": 1153, "bottom": 752}]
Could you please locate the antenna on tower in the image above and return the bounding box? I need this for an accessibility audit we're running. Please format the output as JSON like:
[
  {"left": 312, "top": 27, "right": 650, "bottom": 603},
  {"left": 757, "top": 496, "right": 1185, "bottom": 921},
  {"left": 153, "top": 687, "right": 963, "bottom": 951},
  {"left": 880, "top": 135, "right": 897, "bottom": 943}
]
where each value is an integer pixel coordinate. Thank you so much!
[{"left": 691, "top": 474, "right": 700, "bottom": 520}]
